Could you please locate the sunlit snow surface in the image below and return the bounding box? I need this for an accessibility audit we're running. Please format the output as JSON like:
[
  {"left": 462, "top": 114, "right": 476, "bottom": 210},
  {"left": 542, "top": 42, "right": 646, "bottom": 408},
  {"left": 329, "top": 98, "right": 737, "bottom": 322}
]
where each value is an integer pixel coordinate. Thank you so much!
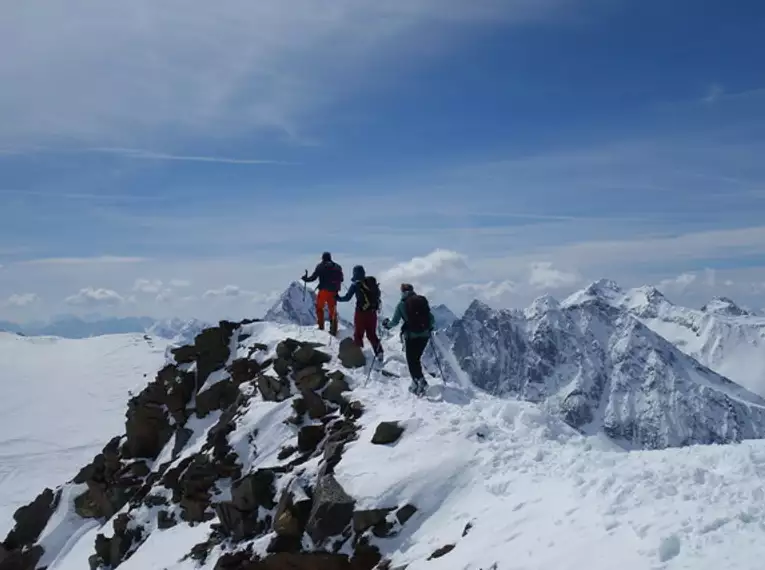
[{"left": 2, "top": 323, "right": 765, "bottom": 570}]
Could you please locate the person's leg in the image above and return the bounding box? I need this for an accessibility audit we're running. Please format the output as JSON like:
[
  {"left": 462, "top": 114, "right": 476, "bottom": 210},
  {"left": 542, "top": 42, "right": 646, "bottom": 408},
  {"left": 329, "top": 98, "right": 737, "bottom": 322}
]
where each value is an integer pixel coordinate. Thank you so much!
[
  {"left": 409, "top": 336, "right": 428, "bottom": 380},
  {"left": 327, "top": 294, "right": 338, "bottom": 335},
  {"left": 315, "top": 290, "right": 326, "bottom": 329},
  {"left": 366, "top": 311, "right": 382, "bottom": 357},
  {"left": 353, "top": 310, "right": 364, "bottom": 347}
]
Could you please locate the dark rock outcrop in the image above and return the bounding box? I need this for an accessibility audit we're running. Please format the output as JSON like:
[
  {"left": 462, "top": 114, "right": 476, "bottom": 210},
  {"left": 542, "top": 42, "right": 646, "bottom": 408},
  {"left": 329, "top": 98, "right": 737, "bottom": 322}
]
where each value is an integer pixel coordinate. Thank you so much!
[
  {"left": 338, "top": 338, "right": 366, "bottom": 369},
  {"left": 371, "top": 422, "right": 404, "bottom": 445},
  {"left": 231, "top": 471, "right": 276, "bottom": 511},
  {"left": 257, "top": 375, "right": 291, "bottom": 402},
  {"left": 3, "top": 488, "right": 60, "bottom": 550},
  {"left": 306, "top": 475, "right": 355, "bottom": 545}
]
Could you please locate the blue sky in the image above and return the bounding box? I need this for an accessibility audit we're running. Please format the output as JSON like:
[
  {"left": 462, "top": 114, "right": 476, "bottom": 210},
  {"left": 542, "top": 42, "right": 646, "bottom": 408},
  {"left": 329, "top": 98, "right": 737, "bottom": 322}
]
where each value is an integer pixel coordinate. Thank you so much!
[{"left": 1, "top": 0, "right": 765, "bottom": 321}]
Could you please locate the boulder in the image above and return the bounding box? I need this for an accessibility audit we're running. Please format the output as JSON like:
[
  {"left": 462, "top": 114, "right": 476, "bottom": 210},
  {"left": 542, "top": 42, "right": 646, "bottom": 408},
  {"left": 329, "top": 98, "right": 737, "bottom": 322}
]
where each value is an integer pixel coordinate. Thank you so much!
[
  {"left": 301, "top": 389, "right": 328, "bottom": 420},
  {"left": 428, "top": 544, "right": 456, "bottom": 560},
  {"left": 4, "top": 487, "right": 60, "bottom": 549},
  {"left": 294, "top": 366, "right": 328, "bottom": 391},
  {"left": 292, "top": 346, "right": 332, "bottom": 369},
  {"left": 256, "top": 375, "right": 291, "bottom": 402},
  {"left": 272, "top": 358, "right": 291, "bottom": 378},
  {"left": 124, "top": 399, "right": 173, "bottom": 459},
  {"left": 273, "top": 482, "right": 312, "bottom": 539},
  {"left": 173, "top": 427, "right": 194, "bottom": 459},
  {"left": 353, "top": 508, "right": 394, "bottom": 534},
  {"left": 338, "top": 338, "right": 366, "bottom": 369},
  {"left": 193, "top": 326, "right": 234, "bottom": 385},
  {"left": 231, "top": 470, "right": 277, "bottom": 511},
  {"left": 228, "top": 358, "right": 261, "bottom": 385},
  {"left": 0, "top": 545, "right": 44, "bottom": 570},
  {"left": 214, "top": 502, "right": 264, "bottom": 541},
  {"left": 306, "top": 475, "right": 355, "bottom": 544},
  {"left": 371, "top": 422, "right": 404, "bottom": 445},
  {"left": 247, "top": 553, "right": 352, "bottom": 570},
  {"left": 157, "top": 510, "right": 177, "bottom": 530},
  {"left": 276, "top": 339, "right": 301, "bottom": 360},
  {"left": 195, "top": 378, "right": 239, "bottom": 418},
  {"left": 344, "top": 400, "right": 364, "bottom": 420},
  {"left": 395, "top": 504, "right": 417, "bottom": 525},
  {"left": 322, "top": 373, "right": 351, "bottom": 406},
  {"left": 297, "top": 425, "right": 325, "bottom": 454},
  {"left": 171, "top": 344, "right": 197, "bottom": 364}
]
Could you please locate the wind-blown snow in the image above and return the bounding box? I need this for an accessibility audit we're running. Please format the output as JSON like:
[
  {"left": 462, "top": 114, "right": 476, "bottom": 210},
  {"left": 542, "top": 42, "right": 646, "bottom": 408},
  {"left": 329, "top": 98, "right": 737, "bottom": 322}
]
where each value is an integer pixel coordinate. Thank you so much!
[{"left": 0, "top": 332, "right": 167, "bottom": 537}]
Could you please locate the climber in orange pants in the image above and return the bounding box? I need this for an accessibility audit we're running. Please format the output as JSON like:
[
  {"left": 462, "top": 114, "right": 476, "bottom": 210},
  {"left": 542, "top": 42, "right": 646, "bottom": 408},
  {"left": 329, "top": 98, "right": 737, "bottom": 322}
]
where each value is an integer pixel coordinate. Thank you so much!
[{"left": 302, "top": 252, "right": 344, "bottom": 335}]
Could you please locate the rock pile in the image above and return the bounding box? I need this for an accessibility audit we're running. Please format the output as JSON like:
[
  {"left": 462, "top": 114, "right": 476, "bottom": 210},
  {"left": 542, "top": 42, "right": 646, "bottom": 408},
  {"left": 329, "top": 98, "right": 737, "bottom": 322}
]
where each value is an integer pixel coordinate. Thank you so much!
[{"left": 0, "top": 321, "right": 420, "bottom": 570}]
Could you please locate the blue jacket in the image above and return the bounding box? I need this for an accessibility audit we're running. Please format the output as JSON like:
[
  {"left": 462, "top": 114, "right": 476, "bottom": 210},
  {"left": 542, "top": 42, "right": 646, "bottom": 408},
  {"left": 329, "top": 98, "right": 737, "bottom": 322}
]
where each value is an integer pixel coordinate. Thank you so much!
[
  {"left": 337, "top": 279, "right": 378, "bottom": 311},
  {"left": 303, "top": 261, "right": 343, "bottom": 292},
  {"left": 384, "top": 291, "right": 435, "bottom": 339}
]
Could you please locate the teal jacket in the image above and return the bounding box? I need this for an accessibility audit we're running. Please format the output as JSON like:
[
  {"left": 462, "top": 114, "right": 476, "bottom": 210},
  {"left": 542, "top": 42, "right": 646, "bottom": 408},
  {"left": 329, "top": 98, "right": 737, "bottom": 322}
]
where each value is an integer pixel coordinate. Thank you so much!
[{"left": 384, "top": 292, "right": 435, "bottom": 339}]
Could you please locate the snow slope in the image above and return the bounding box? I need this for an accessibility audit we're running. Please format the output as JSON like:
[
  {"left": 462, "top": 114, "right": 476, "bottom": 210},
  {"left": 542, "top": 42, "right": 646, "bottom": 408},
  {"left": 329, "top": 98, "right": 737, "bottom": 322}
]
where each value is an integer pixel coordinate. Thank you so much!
[
  {"left": 596, "top": 282, "right": 765, "bottom": 398},
  {"left": 0, "top": 333, "right": 168, "bottom": 538},
  {"left": 3, "top": 319, "right": 765, "bottom": 570},
  {"left": 447, "top": 286, "right": 765, "bottom": 449}
]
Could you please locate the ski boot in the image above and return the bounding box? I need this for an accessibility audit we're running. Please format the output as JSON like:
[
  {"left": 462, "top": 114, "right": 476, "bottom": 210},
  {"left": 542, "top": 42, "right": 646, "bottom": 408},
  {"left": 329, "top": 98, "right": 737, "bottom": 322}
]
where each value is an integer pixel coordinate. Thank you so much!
[{"left": 408, "top": 377, "right": 428, "bottom": 397}]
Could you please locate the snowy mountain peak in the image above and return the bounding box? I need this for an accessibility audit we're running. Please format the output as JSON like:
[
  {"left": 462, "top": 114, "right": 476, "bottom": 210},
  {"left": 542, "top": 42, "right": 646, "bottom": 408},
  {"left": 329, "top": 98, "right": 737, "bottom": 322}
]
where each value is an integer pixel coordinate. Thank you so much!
[
  {"left": 525, "top": 294, "right": 561, "bottom": 318},
  {"left": 463, "top": 298, "right": 494, "bottom": 320},
  {"left": 562, "top": 278, "right": 623, "bottom": 308},
  {"left": 701, "top": 296, "right": 750, "bottom": 317},
  {"left": 431, "top": 303, "right": 458, "bottom": 329},
  {"left": 263, "top": 280, "right": 318, "bottom": 326}
]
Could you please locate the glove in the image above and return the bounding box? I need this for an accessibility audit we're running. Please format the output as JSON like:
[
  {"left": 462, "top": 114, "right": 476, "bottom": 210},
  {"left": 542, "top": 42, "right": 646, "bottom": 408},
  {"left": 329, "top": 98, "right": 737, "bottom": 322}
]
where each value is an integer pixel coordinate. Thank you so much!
[
  {"left": 382, "top": 318, "right": 390, "bottom": 328},
  {"left": 300, "top": 270, "right": 308, "bottom": 282}
]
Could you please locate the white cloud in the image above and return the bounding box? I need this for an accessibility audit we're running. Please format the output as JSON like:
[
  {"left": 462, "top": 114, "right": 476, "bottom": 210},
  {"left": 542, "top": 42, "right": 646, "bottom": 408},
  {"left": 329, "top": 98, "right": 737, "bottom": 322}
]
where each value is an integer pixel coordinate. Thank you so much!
[
  {"left": 65, "top": 287, "right": 125, "bottom": 307},
  {"left": 203, "top": 285, "right": 243, "bottom": 299},
  {"left": 456, "top": 280, "right": 517, "bottom": 301},
  {"left": 5, "top": 293, "right": 40, "bottom": 307},
  {"left": 0, "top": 0, "right": 574, "bottom": 145},
  {"left": 380, "top": 249, "right": 468, "bottom": 284},
  {"left": 528, "top": 262, "right": 579, "bottom": 290},
  {"left": 657, "top": 272, "right": 697, "bottom": 293},
  {"left": 133, "top": 278, "right": 163, "bottom": 294},
  {"left": 22, "top": 256, "right": 146, "bottom": 265},
  {"left": 85, "top": 148, "right": 285, "bottom": 165}
]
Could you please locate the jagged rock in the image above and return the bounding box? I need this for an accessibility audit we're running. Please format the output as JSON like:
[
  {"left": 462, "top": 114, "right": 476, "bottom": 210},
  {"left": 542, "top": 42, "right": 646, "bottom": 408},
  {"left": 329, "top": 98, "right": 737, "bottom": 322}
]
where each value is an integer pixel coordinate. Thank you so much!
[
  {"left": 194, "top": 325, "right": 235, "bottom": 385},
  {"left": 213, "top": 549, "right": 254, "bottom": 570},
  {"left": 74, "top": 488, "right": 102, "bottom": 519},
  {"left": 157, "top": 510, "right": 177, "bottom": 530},
  {"left": 395, "top": 504, "right": 417, "bottom": 525},
  {"left": 306, "top": 475, "right": 355, "bottom": 545},
  {"left": 338, "top": 338, "right": 366, "bottom": 369},
  {"left": 276, "top": 339, "right": 300, "bottom": 360},
  {"left": 428, "top": 544, "right": 455, "bottom": 560},
  {"left": 292, "top": 346, "right": 332, "bottom": 369},
  {"left": 344, "top": 400, "right": 364, "bottom": 420},
  {"left": 174, "top": 455, "right": 219, "bottom": 523},
  {"left": 297, "top": 425, "right": 325, "bottom": 453},
  {"left": 0, "top": 544, "right": 7, "bottom": 564},
  {"left": 371, "top": 422, "right": 404, "bottom": 445},
  {"left": 0, "top": 545, "right": 44, "bottom": 570},
  {"left": 173, "top": 427, "right": 194, "bottom": 459},
  {"left": 462, "top": 521, "right": 473, "bottom": 536},
  {"left": 171, "top": 344, "right": 197, "bottom": 364},
  {"left": 257, "top": 374, "right": 291, "bottom": 402},
  {"left": 352, "top": 538, "right": 383, "bottom": 570},
  {"left": 214, "top": 502, "right": 265, "bottom": 541},
  {"left": 273, "top": 482, "right": 312, "bottom": 541},
  {"left": 4, "top": 487, "right": 60, "bottom": 549},
  {"left": 231, "top": 470, "right": 277, "bottom": 511},
  {"left": 294, "top": 366, "right": 328, "bottom": 391},
  {"left": 301, "top": 389, "right": 328, "bottom": 420},
  {"left": 228, "top": 358, "right": 261, "bottom": 385},
  {"left": 144, "top": 494, "right": 168, "bottom": 507},
  {"left": 129, "top": 461, "right": 151, "bottom": 478},
  {"left": 277, "top": 446, "right": 297, "bottom": 461},
  {"left": 353, "top": 509, "right": 394, "bottom": 534},
  {"left": 322, "top": 374, "right": 351, "bottom": 406},
  {"left": 196, "top": 376, "right": 239, "bottom": 418},
  {"left": 124, "top": 398, "right": 173, "bottom": 459},
  {"left": 272, "top": 358, "right": 291, "bottom": 378}
]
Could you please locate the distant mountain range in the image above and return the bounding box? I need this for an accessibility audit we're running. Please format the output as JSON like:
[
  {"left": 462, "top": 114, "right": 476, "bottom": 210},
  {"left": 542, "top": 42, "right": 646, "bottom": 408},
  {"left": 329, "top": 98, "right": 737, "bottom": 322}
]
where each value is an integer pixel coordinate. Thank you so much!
[{"left": 0, "top": 315, "right": 211, "bottom": 341}]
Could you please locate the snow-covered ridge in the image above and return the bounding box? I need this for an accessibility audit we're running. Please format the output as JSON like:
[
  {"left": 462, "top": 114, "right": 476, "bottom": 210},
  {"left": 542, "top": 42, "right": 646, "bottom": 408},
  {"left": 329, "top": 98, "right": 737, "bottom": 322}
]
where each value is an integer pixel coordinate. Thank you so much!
[
  {"left": 4, "top": 314, "right": 765, "bottom": 569},
  {"left": 448, "top": 282, "right": 765, "bottom": 449}
]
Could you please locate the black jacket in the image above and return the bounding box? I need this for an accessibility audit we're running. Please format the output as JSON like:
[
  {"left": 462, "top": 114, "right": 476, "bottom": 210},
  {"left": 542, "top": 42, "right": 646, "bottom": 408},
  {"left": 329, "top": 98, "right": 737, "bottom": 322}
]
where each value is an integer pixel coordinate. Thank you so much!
[{"left": 304, "top": 261, "right": 343, "bottom": 292}]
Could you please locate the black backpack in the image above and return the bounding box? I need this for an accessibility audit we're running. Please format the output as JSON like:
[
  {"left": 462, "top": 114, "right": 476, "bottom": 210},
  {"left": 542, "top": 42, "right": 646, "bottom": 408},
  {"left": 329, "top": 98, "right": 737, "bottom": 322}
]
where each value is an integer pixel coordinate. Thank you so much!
[
  {"left": 405, "top": 294, "right": 431, "bottom": 334},
  {"left": 324, "top": 262, "right": 344, "bottom": 289},
  {"left": 358, "top": 276, "right": 381, "bottom": 311}
]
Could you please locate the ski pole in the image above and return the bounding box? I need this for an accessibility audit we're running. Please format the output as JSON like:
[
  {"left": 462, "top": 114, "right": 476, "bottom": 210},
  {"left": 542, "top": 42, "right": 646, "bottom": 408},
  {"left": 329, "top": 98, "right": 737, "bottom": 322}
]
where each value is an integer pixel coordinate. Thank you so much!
[{"left": 430, "top": 332, "right": 445, "bottom": 381}]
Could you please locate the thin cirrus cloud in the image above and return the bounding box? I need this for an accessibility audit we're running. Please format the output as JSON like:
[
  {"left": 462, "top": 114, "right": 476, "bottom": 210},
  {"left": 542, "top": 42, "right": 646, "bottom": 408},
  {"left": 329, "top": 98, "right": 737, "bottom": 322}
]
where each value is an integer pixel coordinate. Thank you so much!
[
  {"left": 20, "top": 256, "right": 147, "bottom": 266},
  {"left": 0, "top": 0, "right": 578, "bottom": 144},
  {"left": 84, "top": 147, "right": 289, "bottom": 165}
]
